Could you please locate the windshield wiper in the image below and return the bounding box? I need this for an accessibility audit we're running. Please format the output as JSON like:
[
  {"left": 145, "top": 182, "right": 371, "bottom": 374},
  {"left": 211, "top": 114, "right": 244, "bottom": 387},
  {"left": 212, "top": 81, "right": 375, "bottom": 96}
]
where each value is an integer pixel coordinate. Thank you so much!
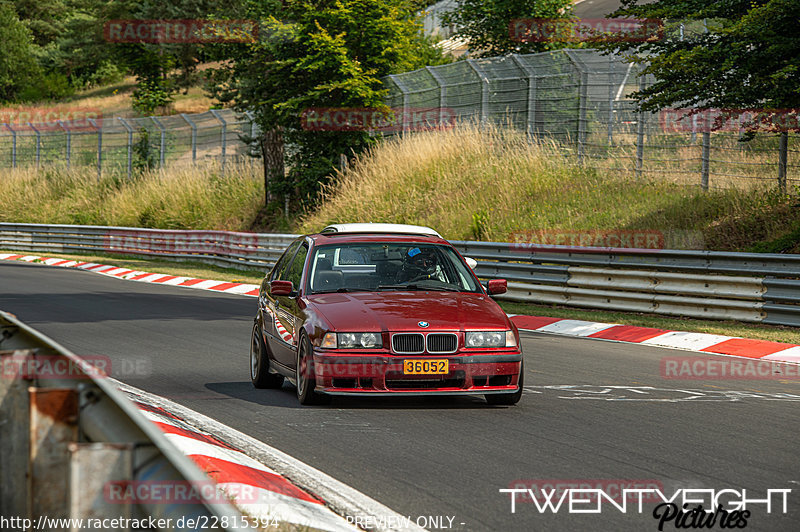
[
  {"left": 314, "top": 287, "right": 353, "bottom": 293},
  {"left": 376, "top": 284, "right": 460, "bottom": 292},
  {"left": 377, "top": 284, "right": 423, "bottom": 290}
]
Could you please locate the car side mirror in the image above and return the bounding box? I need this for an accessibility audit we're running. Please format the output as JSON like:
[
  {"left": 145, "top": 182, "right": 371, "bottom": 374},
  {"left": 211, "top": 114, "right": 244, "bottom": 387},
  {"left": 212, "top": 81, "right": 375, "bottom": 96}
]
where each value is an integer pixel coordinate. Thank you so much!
[
  {"left": 486, "top": 279, "right": 507, "bottom": 295},
  {"left": 270, "top": 280, "right": 295, "bottom": 297},
  {"left": 464, "top": 257, "right": 478, "bottom": 270}
]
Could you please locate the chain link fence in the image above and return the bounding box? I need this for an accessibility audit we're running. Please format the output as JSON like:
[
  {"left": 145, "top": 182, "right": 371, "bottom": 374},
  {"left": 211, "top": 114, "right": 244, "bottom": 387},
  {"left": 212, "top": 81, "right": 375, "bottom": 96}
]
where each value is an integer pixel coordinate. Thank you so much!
[
  {"left": 0, "top": 108, "right": 258, "bottom": 177},
  {"left": 384, "top": 49, "right": 799, "bottom": 191},
  {"left": 2, "top": 48, "right": 796, "bottom": 191}
]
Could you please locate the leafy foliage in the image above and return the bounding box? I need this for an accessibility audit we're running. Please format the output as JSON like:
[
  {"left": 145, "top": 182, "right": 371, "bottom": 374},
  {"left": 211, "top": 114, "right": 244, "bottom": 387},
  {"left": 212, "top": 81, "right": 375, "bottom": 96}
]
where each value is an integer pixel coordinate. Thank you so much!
[
  {"left": 0, "top": 1, "right": 43, "bottom": 102},
  {"left": 442, "top": 0, "right": 574, "bottom": 58},
  {"left": 210, "top": 0, "right": 449, "bottom": 205},
  {"left": 602, "top": 0, "right": 800, "bottom": 111}
]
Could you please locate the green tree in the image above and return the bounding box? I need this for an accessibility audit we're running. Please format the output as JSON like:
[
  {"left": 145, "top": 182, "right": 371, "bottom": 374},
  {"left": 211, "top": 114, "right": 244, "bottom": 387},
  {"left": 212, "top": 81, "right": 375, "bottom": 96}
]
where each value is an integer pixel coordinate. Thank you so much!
[
  {"left": 0, "top": 1, "right": 42, "bottom": 102},
  {"left": 442, "top": 0, "right": 574, "bottom": 57},
  {"left": 211, "top": 0, "right": 449, "bottom": 206},
  {"left": 603, "top": 0, "right": 800, "bottom": 111}
]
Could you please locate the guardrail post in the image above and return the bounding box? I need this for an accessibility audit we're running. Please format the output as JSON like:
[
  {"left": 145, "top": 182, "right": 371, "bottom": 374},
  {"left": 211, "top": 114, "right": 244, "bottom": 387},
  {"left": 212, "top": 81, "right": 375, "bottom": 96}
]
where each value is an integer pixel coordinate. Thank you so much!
[
  {"left": 29, "top": 387, "right": 79, "bottom": 521},
  {"left": 210, "top": 109, "right": 228, "bottom": 175},
  {"left": 701, "top": 131, "right": 711, "bottom": 190},
  {"left": 151, "top": 117, "right": 166, "bottom": 169},
  {"left": 5, "top": 123, "right": 17, "bottom": 168},
  {"left": 28, "top": 122, "right": 41, "bottom": 169},
  {"left": 58, "top": 120, "right": 71, "bottom": 170},
  {"left": 181, "top": 113, "right": 197, "bottom": 164},
  {"left": 118, "top": 118, "right": 133, "bottom": 179},
  {"left": 89, "top": 118, "right": 102, "bottom": 179},
  {"left": 778, "top": 131, "right": 788, "bottom": 193},
  {"left": 68, "top": 443, "right": 134, "bottom": 523},
  {"left": 0, "top": 349, "right": 33, "bottom": 517}
]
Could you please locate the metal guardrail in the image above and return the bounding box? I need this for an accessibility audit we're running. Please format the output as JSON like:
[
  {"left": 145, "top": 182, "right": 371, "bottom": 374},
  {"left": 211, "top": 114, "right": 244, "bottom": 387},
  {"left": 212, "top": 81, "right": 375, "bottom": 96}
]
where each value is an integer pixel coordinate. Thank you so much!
[
  {"left": 451, "top": 241, "right": 800, "bottom": 327},
  {"left": 0, "top": 222, "right": 296, "bottom": 271},
  {"left": 0, "top": 310, "right": 249, "bottom": 530},
  {"left": 1, "top": 223, "right": 798, "bottom": 326}
]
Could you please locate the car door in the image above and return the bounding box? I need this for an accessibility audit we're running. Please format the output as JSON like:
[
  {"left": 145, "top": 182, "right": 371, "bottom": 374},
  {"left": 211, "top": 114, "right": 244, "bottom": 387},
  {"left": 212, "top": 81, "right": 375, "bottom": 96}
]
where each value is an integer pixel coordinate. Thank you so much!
[
  {"left": 271, "top": 241, "right": 310, "bottom": 368},
  {"left": 262, "top": 239, "right": 301, "bottom": 365}
]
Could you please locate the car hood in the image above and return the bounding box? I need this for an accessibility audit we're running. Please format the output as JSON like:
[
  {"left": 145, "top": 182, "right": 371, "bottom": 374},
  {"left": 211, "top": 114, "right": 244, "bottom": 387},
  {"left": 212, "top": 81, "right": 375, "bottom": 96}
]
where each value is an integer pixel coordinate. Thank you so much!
[{"left": 306, "top": 291, "right": 511, "bottom": 332}]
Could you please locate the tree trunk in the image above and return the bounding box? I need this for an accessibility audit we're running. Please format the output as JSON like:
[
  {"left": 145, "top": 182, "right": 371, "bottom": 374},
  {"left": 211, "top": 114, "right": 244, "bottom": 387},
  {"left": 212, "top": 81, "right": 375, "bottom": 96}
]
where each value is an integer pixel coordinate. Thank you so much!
[{"left": 261, "top": 128, "right": 284, "bottom": 205}]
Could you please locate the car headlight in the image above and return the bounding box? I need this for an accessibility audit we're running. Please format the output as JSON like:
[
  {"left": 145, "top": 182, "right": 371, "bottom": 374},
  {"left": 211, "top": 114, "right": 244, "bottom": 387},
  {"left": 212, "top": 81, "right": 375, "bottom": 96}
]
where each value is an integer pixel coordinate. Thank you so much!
[
  {"left": 321, "top": 332, "right": 383, "bottom": 349},
  {"left": 465, "top": 330, "right": 516, "bottom": 348}
]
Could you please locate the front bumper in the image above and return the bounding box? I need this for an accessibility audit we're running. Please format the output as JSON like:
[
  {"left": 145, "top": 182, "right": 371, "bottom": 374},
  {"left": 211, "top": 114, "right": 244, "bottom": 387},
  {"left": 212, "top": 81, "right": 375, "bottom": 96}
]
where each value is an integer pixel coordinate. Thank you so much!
[{"left": 311, "top": 352, "right": 522, "bottom": 395}]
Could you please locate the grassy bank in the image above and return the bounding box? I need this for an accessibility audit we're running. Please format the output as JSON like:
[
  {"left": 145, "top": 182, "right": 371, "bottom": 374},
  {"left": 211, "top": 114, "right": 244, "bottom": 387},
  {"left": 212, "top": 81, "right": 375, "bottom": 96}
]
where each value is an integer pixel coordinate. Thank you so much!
[
  {"left": 301, "top": 124, "right": 800, "bottom": 252},
  {"left": 0, "top": 162, "right": 263, "bottom": 231}
]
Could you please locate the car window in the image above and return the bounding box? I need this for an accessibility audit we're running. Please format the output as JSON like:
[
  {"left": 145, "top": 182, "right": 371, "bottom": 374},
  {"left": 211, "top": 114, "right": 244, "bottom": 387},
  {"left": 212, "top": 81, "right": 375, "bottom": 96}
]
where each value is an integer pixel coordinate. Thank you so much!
[
  {"left": 307, "top": 242, "right": 480, "bottom": 293},
  {"left": 270, "top": 239, "right": 302, "bottom": 281},
  {"left": 284, "top": 243, "right": 309, "bottom": 289}
]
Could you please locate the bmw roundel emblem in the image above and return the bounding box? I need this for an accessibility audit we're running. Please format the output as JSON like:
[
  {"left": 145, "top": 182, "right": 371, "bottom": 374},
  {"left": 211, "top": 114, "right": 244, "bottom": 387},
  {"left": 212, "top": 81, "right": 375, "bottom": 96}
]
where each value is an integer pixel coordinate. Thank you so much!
[{"left": 418, "top": 321, "right": 429, "bottom": 328}]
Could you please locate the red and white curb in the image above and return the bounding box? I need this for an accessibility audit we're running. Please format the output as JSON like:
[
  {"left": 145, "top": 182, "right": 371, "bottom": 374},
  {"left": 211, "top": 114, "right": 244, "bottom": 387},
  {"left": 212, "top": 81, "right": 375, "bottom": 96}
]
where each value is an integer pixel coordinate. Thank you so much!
[
  {"left": 0, "top": 253, "right": 260, "bottom": 297},
  {"left": 510, "top": 315, "right": 800, "bottom": 364},
  {"left": 120, "top": 387, "right": 358, "bottom": 532},
  {"left": 115, "top": 381, "right": 424, "bottom": 532},
  {"left": 4, "top": 251, "right": 797, "bottom": 363}
]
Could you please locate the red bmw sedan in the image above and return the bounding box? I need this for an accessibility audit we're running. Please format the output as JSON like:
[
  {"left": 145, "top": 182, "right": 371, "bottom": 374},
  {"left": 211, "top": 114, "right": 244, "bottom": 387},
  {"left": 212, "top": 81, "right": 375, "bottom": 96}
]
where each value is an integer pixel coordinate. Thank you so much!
[{"left": 250, "top": 223, "right": 523, "bottom": 405}]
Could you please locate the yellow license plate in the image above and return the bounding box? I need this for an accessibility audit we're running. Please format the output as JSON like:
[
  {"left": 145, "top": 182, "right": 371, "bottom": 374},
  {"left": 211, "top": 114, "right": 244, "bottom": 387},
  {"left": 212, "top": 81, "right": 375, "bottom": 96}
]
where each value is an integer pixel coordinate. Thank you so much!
[{"left": 403, "top": 359, "right": 449, "bottom": 375}]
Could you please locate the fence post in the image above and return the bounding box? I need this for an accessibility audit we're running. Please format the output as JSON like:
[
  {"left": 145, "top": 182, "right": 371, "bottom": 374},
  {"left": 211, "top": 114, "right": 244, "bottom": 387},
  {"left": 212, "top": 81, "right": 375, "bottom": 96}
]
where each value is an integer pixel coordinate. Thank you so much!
[
  {"left": 467, "top": 60, "right": 490, "bottom": 126},
  {"left": 577, "top": 71, "right": 589, "bottom": 164},
  {"left": 117, "top": 118, "right": 133, "bottom": 179},
  {"left": 58, "top": 120, "right": 71, "bottom": 170},
  {"left": 150, "top": 117, "right": 166, "bottom": 169},
  {"left": 5, "top": 124, "right": 16, "bottom": 168},
  {"left": 181, "top": 113, "right": 197, "bottom": 164},
  {"left": 210, "top": 109, "right": 227, "bottom": 174},
  {"left": 511, "top": 54, "right": 536, "bottom": 139},
  {"left": 89, "top": 118, "right": 102, "bottom": 179},
  {"left": 778, "top": 131, "right": 788, "bottom": 193},
  {"left": 388, "top": 74, "right": 411, "bottom": 135},
  {"left": 607, "top": 60, "right": 615, "bottom": 146},
  {"left": 426, "top": 66, "right": 447, "bottom": 128},
  {"left": 701, "top": 131, "right": 711, "bottom": 190},
  {"left": 28, "top": 122, "right": 41, "bottom": 169},
  {"left": 635, "top": 75, "right": 645, "bottom": 178}
]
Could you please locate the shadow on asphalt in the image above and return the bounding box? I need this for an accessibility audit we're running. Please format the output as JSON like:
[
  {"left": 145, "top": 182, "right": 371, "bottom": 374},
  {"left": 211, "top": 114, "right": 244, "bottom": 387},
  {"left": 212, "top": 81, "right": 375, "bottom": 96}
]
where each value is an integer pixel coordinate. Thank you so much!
[{"left": 205, "top": 381, "right": 503, "bottom": 409}]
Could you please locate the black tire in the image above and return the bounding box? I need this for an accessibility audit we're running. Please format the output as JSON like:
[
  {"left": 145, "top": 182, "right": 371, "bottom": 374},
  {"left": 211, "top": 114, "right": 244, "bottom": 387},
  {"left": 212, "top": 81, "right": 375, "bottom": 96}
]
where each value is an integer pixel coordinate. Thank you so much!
[
  {"left": 296, "top": 333, "right": 331, "bottom": 405},
  {"left": 486, "top": 361, "right": 524, "bottom": 406},
  {"left": 250, "top": 320, "right": 285, "bottom": 389}
]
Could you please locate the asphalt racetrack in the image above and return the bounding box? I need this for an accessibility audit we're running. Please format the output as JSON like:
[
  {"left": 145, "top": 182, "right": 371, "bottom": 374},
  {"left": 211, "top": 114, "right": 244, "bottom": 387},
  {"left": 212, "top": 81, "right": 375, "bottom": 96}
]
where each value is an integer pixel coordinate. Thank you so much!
[{"left": 2, "top": 260, "right": 798, "bottom": 531}]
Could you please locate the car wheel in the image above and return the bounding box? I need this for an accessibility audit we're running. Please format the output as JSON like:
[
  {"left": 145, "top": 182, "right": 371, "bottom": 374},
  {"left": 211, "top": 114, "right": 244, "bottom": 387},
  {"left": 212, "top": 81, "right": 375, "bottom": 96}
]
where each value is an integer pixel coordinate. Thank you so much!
[
  {"left": 296, "top": 333, "right": 331, "bottom": 405},
  {"left": 250, "top": 320, "right": 285, "bottom": 389},
  {"left": 486, "top": 361, "right": 524, "bottom": 406}
]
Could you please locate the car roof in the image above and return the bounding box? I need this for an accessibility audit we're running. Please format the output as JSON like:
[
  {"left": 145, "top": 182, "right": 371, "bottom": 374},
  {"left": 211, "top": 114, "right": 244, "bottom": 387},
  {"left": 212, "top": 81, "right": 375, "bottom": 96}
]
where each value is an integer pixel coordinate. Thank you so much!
[{"left": 320, "top": 223, "right": 442, "bottom": 238}]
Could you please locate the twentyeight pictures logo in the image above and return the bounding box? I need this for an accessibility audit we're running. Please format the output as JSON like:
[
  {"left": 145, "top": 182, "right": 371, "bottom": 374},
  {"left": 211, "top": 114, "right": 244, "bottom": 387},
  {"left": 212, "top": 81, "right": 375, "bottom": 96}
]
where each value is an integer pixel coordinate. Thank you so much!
[{"left": 501, "top": 484, "right": 792, "bottom": 530}]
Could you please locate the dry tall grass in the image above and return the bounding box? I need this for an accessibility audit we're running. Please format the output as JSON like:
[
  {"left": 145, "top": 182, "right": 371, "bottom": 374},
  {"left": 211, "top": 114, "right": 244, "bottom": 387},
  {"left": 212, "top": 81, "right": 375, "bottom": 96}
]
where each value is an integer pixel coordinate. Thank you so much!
[
  {"left": 0, "top": 162, "right": 263, "bottom": 231},
  {"left": 301, "top": 124, "right": 794, "bottom": 249}
]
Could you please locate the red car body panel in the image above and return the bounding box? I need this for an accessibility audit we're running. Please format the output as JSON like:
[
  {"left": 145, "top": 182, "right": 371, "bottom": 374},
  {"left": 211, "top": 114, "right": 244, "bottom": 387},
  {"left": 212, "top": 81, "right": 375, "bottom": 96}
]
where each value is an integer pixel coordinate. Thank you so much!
[{"left": 258, "top": 231, "right": 523, "bottom": 397}]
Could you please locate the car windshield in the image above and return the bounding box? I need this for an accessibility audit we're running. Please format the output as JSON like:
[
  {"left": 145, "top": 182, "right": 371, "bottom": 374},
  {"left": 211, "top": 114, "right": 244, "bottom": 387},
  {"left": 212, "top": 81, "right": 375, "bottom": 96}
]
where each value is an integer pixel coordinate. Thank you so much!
[{"left": 307, "top": 242, "right": 480, "bottom": 294}]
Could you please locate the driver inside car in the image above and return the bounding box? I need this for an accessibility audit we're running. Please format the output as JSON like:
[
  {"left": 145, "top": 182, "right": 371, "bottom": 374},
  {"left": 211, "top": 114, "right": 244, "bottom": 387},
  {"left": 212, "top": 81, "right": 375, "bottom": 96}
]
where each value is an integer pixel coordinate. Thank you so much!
[{"left": 396, "top": 247, "right": 446, "bottom": 283}]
